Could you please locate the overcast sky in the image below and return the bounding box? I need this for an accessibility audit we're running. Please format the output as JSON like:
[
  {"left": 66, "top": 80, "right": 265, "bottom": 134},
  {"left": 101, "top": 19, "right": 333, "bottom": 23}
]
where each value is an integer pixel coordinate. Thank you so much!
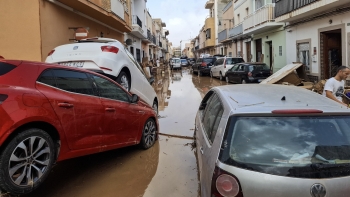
[{"left": 147, "top": 0, "right": 208, "bottom": 48}]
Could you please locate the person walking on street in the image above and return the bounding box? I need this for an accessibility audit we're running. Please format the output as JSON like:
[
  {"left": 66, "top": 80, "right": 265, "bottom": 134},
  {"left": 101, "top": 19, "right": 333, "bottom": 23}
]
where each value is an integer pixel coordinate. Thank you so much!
[
  {"left": 156, "top": 58, "right": 160, "bottom": 67},
  {"left": 323, "top": 66, "right": 350, "bottom": 106}
]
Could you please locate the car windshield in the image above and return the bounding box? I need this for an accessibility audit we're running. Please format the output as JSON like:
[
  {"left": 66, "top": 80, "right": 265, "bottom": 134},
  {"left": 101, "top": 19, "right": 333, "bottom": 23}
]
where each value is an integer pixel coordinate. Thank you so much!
[
  {"left": 248, "top": 64, "right": 269, "bottom": 72},
  {"left": 203, "top": 58, "right": 216, "bottom": 63},
  {"left": 175, "top": 59, "right": 181, "bottom": 63},
  {"left": 226, "top": 58, "right": 244, "bottom": 65},
  {"left": 219, "top": 116, "right": 350, "bottom": 178},
  {"left": 123, "top": 47, "right": 147, "bottom": 77}
]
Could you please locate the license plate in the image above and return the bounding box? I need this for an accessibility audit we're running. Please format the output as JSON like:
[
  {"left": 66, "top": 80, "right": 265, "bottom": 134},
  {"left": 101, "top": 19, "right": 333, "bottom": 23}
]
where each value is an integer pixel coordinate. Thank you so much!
[{"left": 58, "top": 61, "right": 84, "bottom": 68}]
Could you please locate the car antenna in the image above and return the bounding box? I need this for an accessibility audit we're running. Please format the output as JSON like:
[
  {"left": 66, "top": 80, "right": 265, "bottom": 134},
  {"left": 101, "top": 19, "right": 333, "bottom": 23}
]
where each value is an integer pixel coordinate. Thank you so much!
[{"left": 281, "top": 96, "right": 286, "bottom": 101}]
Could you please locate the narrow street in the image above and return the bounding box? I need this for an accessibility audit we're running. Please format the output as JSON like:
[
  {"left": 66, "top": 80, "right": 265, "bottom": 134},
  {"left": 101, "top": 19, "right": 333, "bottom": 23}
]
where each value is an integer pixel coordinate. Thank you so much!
[{"left": 14, "top": 66, "right": 227, "bottom": 197}]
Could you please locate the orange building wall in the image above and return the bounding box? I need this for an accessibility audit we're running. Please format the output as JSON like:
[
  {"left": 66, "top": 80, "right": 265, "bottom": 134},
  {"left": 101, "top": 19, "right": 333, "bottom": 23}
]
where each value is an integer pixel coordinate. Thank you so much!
[
  {"left": 0, "top": 0, "right": 42, "bottom": 61},
  {"left": 39, "top": 1, "right": 124, "bottom": 61}
]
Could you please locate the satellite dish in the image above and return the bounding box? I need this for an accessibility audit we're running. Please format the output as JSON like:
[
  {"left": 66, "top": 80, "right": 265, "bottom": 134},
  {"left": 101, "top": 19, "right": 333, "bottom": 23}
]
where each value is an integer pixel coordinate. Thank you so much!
[{"left": 125, "top": 39, "right": 133, "bottom": 46}]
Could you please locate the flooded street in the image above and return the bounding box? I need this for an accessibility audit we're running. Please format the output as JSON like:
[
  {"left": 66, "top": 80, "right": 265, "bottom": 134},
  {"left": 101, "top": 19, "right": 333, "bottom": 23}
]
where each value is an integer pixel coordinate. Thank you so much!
[{"left": 18, "top": 66, "right": 227, "bottom": 197}]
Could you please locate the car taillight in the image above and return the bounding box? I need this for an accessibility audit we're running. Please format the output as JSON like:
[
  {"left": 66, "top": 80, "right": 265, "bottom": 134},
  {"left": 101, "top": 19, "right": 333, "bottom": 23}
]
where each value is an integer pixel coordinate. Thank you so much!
[
  {"left": 101, "top": 46, "right": 119, "bottom": 54},
  {"left": 247, "top": 72, "right": 252, "bottom": 77},
  {"left": 201, "top": 62, "right": 207, "bottom": 67},
  {"left": 0, "top": 94, "right": 8, "bottom": 104},
  {"left": 47, "top": 50, "right": 55, "bottom": 56},
  {"left": 211, "top": 167, "right": 243, "bottom": 197}
]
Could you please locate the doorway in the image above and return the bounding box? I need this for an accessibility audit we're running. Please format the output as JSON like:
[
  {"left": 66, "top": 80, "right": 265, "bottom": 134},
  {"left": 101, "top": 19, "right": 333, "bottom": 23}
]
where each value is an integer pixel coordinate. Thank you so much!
[
  {"left": 320, "top": 29, "right": 342, "bottom": 79},
  {"left": 136, "top": 48, "right": 141, "bottom": 62},
  {"left": 266, "top": 41, "right": 273, "bottom": 69},
  {"left": 246, "top": 42, "right": 251, "bottom": 62},
  {"left": 255, "top": 39, "right": 262, "bottom": 62}
]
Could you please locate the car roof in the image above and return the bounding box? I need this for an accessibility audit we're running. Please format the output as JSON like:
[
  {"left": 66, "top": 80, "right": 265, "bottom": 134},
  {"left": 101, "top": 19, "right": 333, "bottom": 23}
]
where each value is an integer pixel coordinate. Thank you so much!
[{"left": 213, "top": 84, "right": 350, "bottom": 114}]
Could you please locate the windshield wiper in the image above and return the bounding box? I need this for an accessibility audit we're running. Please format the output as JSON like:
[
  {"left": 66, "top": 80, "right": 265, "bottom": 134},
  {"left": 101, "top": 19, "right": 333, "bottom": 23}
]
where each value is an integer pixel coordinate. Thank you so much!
[{"left": 310, "top": 162, "right": 350, "bottom": 170}]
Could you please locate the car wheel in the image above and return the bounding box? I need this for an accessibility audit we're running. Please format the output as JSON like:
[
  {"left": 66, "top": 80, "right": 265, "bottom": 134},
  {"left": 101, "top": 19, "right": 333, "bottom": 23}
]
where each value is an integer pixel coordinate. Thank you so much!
[
  {"left": 117, "top": 71, "right": 131, "bottom": 91},
  {"left": 210, "top": 71, "right": 213, "bottom": 78},
  {"left": 140, "top": 118, "right": 157, "bottom": 149},
  {"left": 152, "top": 101, "right": 158, "bottom": 116},
  {"left": 241, "top": 79, "right": 247, "bottom": 84},
  {"left": 226, "top": 76, "right": 229, "bottom": 83},
  {"left": 0, "top": 128, "right": 56, "bottom": 195},
  {"left": 219, "top": 72, "right": 223, "bottom": 81}
]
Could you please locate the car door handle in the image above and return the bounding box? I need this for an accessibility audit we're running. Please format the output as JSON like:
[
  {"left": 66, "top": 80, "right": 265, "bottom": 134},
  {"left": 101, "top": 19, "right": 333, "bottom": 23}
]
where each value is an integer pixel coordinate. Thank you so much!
[
  {"left": 58, "top": 103, "right": 74, "bottom": 108},
  {"left": 200, "top": 147, "right": 204, "bottom": 155},
  {"left": 105, "top": 107, "right": 115, "bottom": 112}
]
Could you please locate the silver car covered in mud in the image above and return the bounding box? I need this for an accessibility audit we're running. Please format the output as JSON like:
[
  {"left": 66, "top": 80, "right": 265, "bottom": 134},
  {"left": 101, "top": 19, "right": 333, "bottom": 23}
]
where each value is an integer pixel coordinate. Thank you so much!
[{"left": 195, "top": 84, "right": 350, "bottom": 197}]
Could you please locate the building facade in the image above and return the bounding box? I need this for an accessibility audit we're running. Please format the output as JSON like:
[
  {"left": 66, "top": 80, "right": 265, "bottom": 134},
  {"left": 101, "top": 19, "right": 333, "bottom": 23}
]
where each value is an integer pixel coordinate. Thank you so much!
[
  {"left": 276, "top": 0, "right": 350, "bottom": 81},
  {"left": 0, "top": 0, "right": 131, "bottom": 62}
]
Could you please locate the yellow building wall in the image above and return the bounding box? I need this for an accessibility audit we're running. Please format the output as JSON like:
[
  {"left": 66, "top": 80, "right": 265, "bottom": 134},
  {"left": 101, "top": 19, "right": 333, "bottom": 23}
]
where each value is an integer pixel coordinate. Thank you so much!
[
  {"left": 39, "top": 1, "right": 124, "bottom": 62},
  {"left": 205, "top": 17, "right": 215, "bottom": 47},
  {"left": 0, "top": 0, "right": 42, "bottom": 61}
]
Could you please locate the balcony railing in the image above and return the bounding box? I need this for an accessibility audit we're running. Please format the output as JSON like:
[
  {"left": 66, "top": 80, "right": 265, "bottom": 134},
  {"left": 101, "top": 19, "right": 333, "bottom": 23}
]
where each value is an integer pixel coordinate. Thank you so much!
[
  {"left": 152, "top": 34, "right": 156, "bottom": 44},
  {"left": 243, "top": 4, "right": 275, "bottom": 31},
  {"left": 132, "top": 15, "right": 142, "bottom": 28},
  {"left": 218, "top": 29, "right": 227, "bottom": 43},
  {"left": 275, "top": 0, "right": 319, "bottom": 18},
  {"left": 147, "top": 30, "right": 152, "bottom": 41},
  {"left": 229, "top": 23, "right": 243, "bottom": 38}
]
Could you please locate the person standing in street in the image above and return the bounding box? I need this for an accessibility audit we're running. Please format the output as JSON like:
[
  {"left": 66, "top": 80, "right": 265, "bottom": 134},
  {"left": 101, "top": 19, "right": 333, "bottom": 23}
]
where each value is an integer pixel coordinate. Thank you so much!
[
  {"left": 323, "top": 66, "right": 350, "bottom": 106},
  {"left": 156, "top": 58, "right": 160, "bottom": 67}
]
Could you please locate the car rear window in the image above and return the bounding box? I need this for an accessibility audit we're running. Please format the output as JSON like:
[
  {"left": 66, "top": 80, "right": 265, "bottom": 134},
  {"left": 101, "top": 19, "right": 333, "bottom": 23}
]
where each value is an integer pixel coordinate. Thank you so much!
[
  {"left": 226, "top": 58, "right": 244, "bottom": 65},
  {"left": 181, "top": 59, "right": 187, "bottom": 63},
  {"left": 219, "top": 116, "right": 350, "bottom": 178},
  {"left": 0, "top": 62, "right": 16, "bottom": 76},
  {"left": 248, "top": 64, "right": 269, "bottom": 72},
  {"left": 203, "top": 58, "right": 216, "bottom": 63}
]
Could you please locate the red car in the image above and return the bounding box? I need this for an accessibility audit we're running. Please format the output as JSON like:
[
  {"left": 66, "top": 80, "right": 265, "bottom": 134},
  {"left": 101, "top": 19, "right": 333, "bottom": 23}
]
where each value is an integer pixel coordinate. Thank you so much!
[{"left": 0, "top": 59, "right": 158, "bottom": 195}]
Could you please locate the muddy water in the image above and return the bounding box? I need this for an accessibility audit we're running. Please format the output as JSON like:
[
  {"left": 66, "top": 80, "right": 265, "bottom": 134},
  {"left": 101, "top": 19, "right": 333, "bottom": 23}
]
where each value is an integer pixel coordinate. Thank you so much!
[{"left": 17, "top": 67, "right": 226, "bottom": 197}]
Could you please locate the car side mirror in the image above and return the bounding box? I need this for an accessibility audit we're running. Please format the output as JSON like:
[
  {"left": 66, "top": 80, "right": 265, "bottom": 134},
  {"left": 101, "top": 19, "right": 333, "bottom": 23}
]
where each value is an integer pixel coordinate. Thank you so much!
[{"left": 131, "top": 94, "right": 139, "bottom": 103}]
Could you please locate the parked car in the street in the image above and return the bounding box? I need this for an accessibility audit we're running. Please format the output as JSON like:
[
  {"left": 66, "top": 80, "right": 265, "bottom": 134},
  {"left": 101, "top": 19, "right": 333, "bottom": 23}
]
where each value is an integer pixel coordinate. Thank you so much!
[
  {"left": 192, "top": 57, "right": 217, "bottom": 76},
  {"left": 180, "top": 59, "right": 189, "bottom": 67},
  {"left": 210, "top": 57, "right": 245, "bottom": 81},
  {"left": 225, "top": 62, "right": 272, "bottom": 84},
  {"left": 0, "top": 59, "right": 159, "bottom": 195},
  {"left": 45, "top": 37, "right": 158, "bottom": 114},
  {"left": 172, "top": 58, "right": 181, "bottom": 70},
  {"left": 195, "top": 84, "right": 350, "bottom": 197}
]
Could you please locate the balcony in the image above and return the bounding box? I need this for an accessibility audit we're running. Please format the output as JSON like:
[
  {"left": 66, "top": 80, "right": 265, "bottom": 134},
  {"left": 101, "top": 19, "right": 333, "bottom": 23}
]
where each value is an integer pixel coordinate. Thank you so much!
[
  {"left": 229, "top": 23, "right": 243, "bottom": 38},
  {"left": 275, "top": 0, "right": 348, "bottom": 22},
  {"left": 218, "top": 29, "right": 227, "bottom": 43},
  {"left": 205, "top": 0, "right": 214, "bottom": 9},
  {"left": 243, "top": 4, "right": 283, "bottom": 35},
  {"left": 131, "top": 15, "right": 146, "bottom": 39},
  {"left": 56, "top": 0, "right": 131, "bottom": 32}
]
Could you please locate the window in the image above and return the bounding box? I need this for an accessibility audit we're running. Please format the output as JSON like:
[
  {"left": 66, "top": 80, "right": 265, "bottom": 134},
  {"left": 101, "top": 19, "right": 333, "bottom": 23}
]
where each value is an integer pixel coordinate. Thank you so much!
[
  {"left": 279, "top": 46, "right": 282, "bottom": 56},
  {"left": 92, "top": 75, "right": 130, "bottom": 102},
  {"left": 52, "top": 69, "right": 95, "bottom": 96},
  {"left": 206, "top": 28, "right": 211, "bottom": 39},
  {"left": 297, "top": 43, "right": 310, "bottom": 71},
  {"left": 0, "top": 62, "right": 16, "bottom": 76},
  {"left": 38, "top": 69, "right": 56, "bottom": 87},
  {"left": 202, "top": 94, "right": 223, "bottom": 143}
]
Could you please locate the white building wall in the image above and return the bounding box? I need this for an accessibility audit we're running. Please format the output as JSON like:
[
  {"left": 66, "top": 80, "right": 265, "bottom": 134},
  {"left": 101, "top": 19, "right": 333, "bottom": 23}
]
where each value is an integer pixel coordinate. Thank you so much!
[{"left": 286, "top": 12, "right": 350, "bottom": 76}]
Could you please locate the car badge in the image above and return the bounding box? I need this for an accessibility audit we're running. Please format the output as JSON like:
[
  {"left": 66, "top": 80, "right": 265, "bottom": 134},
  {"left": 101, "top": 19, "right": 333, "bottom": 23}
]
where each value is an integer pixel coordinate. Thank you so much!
[
  {"left": 73, "top": 46, "right": 79, "bottom": 50},
  {"left": 310, "top": 183, "right": 326, "bottom": 197}
]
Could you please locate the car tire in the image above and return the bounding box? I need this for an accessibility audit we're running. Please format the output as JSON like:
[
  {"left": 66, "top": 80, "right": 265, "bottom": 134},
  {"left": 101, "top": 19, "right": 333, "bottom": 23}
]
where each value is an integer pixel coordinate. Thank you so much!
[
  {"left": 241, "top": 79, "right": 247, "bottom": 84},
  {"left": 0, "top": 128, "right": 56, "bottom": 195},
  {"left": 140, "top": 118, "right": 157, "bottom": 150},
  {"left": 210, "top": 71, "right": 213, "bottom": 78},
  {"left": 152, "top": 100, "right": 158, "bottom": 116},
  {"left": 219, "top": 72, "right": 223, "bottom": 81},
  {"left": 226, "top": 76, "right": 229, "bottom": 83},
  {"left": 117, "top": 71, "right": 131, "bottom": 91}
]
